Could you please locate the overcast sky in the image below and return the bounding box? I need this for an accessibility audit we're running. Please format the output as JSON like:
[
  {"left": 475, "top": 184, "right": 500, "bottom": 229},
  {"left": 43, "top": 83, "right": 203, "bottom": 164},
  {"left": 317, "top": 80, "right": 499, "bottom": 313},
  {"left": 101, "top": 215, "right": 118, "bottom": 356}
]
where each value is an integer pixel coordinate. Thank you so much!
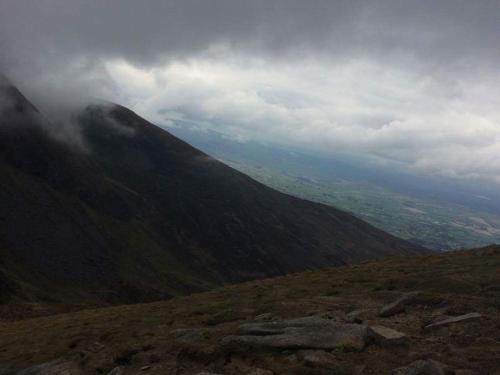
[{"left": 1, "top": 0, "right": 500, "bottom": 183}]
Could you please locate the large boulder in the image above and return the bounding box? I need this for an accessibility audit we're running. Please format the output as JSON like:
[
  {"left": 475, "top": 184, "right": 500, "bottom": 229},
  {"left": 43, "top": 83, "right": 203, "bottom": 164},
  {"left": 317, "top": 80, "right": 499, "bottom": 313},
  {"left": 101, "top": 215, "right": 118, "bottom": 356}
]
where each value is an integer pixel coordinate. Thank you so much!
[
  {"left": 222, "top": 317, "right": 368, "bottom": 351},
  {"left": 368, "top": 325, "right": 410, "bottom": 347}
]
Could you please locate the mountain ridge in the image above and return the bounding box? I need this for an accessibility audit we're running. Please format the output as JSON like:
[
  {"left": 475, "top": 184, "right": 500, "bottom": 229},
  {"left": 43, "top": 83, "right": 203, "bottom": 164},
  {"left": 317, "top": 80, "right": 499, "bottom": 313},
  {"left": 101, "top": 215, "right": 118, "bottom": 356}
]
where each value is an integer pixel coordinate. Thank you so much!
[{"left": 0, "top": 80, "right": 427, "bottom": 304}]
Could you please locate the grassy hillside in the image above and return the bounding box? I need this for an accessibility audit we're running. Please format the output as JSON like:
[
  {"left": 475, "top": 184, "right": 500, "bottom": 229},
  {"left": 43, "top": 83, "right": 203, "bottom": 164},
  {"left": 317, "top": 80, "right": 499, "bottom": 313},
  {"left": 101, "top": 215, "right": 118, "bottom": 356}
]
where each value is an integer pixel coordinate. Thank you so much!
[{"left": 0, "top": 246, "right": 498, "bottom": 374}]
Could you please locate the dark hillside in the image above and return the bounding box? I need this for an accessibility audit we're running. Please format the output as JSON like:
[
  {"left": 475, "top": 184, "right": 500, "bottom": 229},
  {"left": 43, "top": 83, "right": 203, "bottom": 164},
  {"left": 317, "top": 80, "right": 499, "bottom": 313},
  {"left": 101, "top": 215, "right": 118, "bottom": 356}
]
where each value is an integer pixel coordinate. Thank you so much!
[{"left": 0, "top": 80, "right": 426, "bottom": 303}]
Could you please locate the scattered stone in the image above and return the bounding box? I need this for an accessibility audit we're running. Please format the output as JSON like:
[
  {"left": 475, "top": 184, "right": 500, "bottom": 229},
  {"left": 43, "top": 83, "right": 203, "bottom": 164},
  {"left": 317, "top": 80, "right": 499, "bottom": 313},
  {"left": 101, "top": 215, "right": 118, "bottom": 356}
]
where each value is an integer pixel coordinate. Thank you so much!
[
  {"left": 16, "top": 360, "right": 82, "bottom": 375},
  {"left": 222, "top": 317, "right": 368, "bottom": 351},
  {"left": 368, "top": 325, "right": 410, "bottom": 347},
  {"left": 392, "top": 359, "right": 447, "bottom": 375},
  {"left": 380, "top": 292, "right": 421, "bottom": 317},
  {"left": 107, "top": 367, "right": 124, "bottom": 375},
  {"left": 424, "top": 313, "right": 482, "bottom": 330},
  {"left": 140, "top": 365, "right": 152, "bottom": 371},
  {"left": 238, "top": 316, "right": 321, "bottom": 335},
  {"left": 297, "top": 350, "right": 337, "bottom": 368}
]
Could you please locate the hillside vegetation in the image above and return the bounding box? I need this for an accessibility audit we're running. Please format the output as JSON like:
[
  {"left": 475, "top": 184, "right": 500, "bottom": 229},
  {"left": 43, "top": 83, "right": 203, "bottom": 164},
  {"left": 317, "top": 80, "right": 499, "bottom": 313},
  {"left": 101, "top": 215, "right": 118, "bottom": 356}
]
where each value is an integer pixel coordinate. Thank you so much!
[{"left": 0, "top": 246, "right": 498, "bottom": 374}]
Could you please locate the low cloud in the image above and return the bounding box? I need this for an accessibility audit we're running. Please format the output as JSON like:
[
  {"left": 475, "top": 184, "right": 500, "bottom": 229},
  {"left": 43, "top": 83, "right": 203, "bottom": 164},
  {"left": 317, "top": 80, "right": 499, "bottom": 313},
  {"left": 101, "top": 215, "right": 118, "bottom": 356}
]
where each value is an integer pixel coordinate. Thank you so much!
[
  {"left": 106, "top": 58, "right": 500, "bottom": 184},
  {"left": 1, "top": 1, "right": 499, "bottom": 184}
]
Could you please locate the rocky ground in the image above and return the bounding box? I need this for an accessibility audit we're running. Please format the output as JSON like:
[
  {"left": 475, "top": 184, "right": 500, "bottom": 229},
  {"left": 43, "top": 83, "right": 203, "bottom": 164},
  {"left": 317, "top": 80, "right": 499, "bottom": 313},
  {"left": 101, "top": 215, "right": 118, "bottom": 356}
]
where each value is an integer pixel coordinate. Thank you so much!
[{"left": 0, "top": 246, "right": 499, "bottom": 374}]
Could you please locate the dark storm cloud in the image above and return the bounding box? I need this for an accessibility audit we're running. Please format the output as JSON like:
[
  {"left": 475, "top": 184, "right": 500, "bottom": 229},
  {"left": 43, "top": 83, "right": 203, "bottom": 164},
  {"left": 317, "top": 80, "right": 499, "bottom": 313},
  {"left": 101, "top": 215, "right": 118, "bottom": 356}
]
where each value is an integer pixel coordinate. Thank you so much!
[
  {"left": 1, "top": 0, "right": 499, "bottom": 183},
  {"left": 1, "top": 0, "right": 500, "bottom": 78}
]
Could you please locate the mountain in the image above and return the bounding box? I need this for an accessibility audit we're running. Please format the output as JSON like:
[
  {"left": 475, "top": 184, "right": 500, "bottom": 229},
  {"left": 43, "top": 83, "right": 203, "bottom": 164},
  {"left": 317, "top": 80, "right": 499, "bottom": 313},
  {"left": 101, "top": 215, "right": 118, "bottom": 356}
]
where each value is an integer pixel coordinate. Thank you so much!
[{"left": 0, "top": 80, "right": 426, "bottom": 304}]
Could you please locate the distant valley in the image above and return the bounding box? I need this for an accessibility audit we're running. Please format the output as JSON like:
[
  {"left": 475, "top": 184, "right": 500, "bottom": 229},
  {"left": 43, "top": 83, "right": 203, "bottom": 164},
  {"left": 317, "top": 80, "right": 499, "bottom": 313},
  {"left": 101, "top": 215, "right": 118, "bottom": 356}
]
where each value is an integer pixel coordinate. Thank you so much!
[{"left": 168, "top": 125, "right": 500, "bottom": 250}]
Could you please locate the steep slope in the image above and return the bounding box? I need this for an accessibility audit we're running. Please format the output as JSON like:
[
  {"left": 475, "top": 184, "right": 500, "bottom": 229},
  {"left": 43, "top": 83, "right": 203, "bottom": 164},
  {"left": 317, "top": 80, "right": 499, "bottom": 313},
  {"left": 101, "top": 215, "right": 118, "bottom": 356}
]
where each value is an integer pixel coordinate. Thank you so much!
[{"left": 0, "top": 80, "right": 426, "bottom": 303}]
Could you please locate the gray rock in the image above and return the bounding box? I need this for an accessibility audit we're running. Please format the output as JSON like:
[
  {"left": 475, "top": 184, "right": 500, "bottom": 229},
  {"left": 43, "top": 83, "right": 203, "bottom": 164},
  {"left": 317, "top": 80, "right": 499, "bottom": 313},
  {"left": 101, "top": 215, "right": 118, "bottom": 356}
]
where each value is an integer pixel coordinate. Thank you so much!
[
  {"left": 424, "top": 313, "right": 482, "bottom": 330},
  {"left": 16, "top": 360, "right": 82, "bottom": 375},
  {"left": 222, "top": 317, "right": 368, "bottom": 351},
  {"left": 297, "top": 350, "right": 337, "bottom": 368},
  {"left": 392, "top": 360, "right": 446, "bottom": 375},
  {"left": 368, "top": 325, "right": 409, "bottom": 347},
  {"left": 239, "top": 316, "right": 342, "bottom": 334},
  {"left": 380, "top": 292, "right": 421, "bottom": 317}
]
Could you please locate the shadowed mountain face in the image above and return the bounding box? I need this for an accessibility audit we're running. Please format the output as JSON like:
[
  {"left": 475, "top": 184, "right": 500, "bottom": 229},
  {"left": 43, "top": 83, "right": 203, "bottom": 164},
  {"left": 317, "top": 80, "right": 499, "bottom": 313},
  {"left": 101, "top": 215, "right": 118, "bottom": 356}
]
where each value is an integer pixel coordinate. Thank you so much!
[{"left": 0, "top": 81, "right": 427, "bottom": 304}]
